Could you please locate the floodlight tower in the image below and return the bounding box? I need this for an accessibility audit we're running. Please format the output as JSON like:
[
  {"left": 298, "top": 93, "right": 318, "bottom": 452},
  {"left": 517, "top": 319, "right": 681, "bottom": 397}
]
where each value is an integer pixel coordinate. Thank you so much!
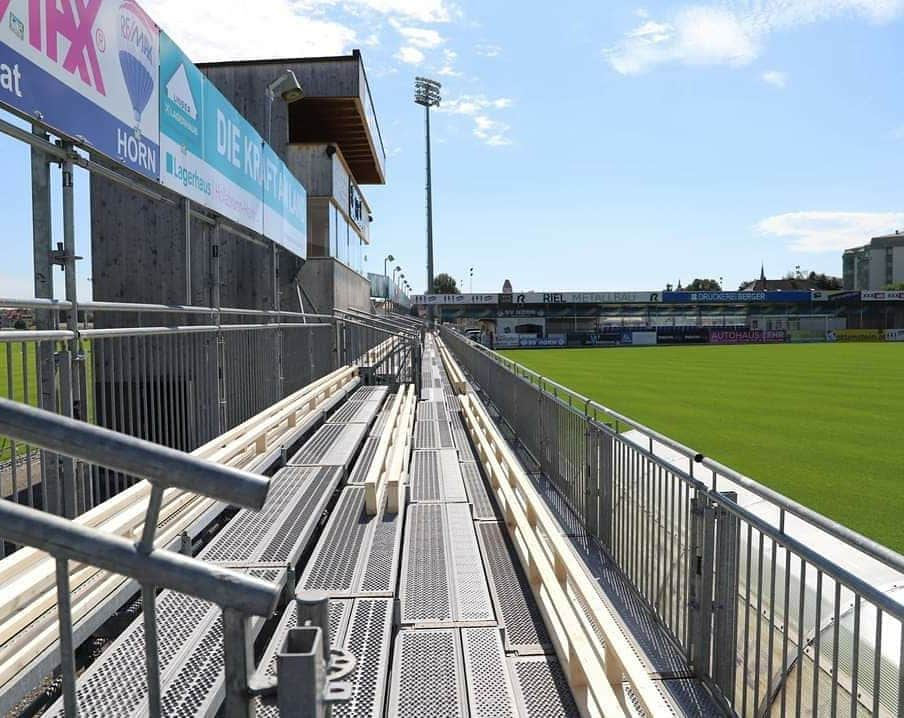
[{"left": 414, "top": 76, "right": 441, "bottom": 323}]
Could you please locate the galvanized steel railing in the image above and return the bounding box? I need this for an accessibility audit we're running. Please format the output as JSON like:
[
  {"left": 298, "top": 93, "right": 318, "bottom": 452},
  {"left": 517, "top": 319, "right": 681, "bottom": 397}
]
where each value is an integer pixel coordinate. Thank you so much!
[
  {"left": 0, "top": 398, "right": 281, "bottom": 717},
  {"left": 0, "top": 299, "right": 399, "bottom": 551},
  {"left": 440, "top": 326, "right": 904, "bottom": 718}
]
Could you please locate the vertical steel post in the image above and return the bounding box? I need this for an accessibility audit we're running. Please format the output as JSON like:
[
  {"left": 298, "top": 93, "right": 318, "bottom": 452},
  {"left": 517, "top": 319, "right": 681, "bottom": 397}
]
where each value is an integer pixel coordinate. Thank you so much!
[
  {"left": 712, "top": 492, "right": 740, "bottom": 705},
  {"left": 184, "top": 198, "right": 192, "bottom": 304},
  {"left": 55, "top": 558, "right": 79, "bottom": 716},
  {"left": 212, "top": 230, "right": 227, "bottom": 435},
  {"left": 688, "top": 491, "right": 715, "bottom": 678},
  {"left": 222, "top": 608, "right": 254, "bottom": 718},
  {"left": 32, "top": 125, "right": 58, "bottom": 513},
  {"left": 424, "top": 103, "right": 434, "bottom": 325}
]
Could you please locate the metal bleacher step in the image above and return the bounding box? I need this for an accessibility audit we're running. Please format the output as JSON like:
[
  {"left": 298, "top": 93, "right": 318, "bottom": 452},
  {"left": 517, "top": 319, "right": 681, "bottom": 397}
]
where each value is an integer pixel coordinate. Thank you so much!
[
  {"left": 45, "top": 565, "right": 286, "bottom": 718},
  {"left": 460, "top": 461, "right": 497, "bottom": 521},
  {"left": 347, "top": 436, "right": 379, "bottom": 484},
  {"left": 399, "top": 503, "right": 495, "bottom": 626},
  {"left": 45, "top": 464, "right": 344, "bottom": 717},
  {"left": 413, "top": 419, "right": 454, "bottom": 450},
  {"left": 475, "top": 521, "right": 553, "bottom": 656},
  {"left": 449, "top": 412, "right": 477, "bottom": 462},
  {"left": 387, "top": 626, "right": 524, "bottom": 718},
  {"left": 409, "top": 449, "right": 467, "bottom": 503},
  {"left": 328, "top": 385, "right": 388, "bottom": 424},
  {"left": 415, "top": 400, "right": 448, "bottom": 423},
  {"left": 287, "top": 422, "right": 368, "bottom": 471},
  {"left": 254, "top": 597, "right": 393, "bottom": 718},
  {"left": 296, "top": 487, "right": 403, "bottom": 599}
]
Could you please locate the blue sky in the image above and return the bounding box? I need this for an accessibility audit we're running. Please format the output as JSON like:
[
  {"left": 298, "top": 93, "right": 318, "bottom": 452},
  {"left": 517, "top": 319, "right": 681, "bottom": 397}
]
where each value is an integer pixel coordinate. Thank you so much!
[{"left": 2, "top": 0, "right": 903, "bottom": 298}]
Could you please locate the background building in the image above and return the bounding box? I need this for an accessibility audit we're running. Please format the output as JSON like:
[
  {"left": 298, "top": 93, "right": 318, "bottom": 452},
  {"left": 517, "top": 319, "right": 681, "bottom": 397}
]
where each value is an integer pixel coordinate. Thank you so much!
[{"left": 843, "top": 233, "right": 904, "bottom": 290}]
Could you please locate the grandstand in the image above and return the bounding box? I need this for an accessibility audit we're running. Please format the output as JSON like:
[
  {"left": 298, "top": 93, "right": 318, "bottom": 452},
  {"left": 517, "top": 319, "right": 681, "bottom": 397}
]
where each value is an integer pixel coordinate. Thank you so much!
[{"left": 413, "top": 289, "right": 904, "bottom": 347}]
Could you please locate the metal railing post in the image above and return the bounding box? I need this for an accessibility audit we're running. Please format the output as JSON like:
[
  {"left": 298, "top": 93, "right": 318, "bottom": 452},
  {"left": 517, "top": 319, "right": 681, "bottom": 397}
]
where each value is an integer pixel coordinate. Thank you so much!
[
  {"left": 688, "top": 491, "right": 715, "bottom": 678},
  {"left": 712, "top": 491, "right": 740, "bottom": 706},
  {"left": 55, "top": 558, "right": 78, "bottom": 717},
  {"left": 223, "top": 608, "right": 255, "bottom": 718}
]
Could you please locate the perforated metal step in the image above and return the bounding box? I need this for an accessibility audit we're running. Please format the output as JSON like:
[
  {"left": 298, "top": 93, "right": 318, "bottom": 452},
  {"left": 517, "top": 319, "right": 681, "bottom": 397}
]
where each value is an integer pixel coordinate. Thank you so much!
[
  {"left": 388, "top": 629, "right": 466, "bottom": 717},
  {"left": 388, "top": 627, "right": 518, "bottom": 718},
  {"left": 328, "top": 398, "right": 383, "bottom": 425},
  {"left": 421, "top": 387, "right": 445, "bottom": 403},
  {"left": 347, "top": 436, "right": 379, "bottom": 485},
  {"left": 450, "top": 413, "right": 477, "bottom": 462},
  {"left": 509, "top": 656, "right": 580, "bottom": 718},
  {"left": 414, "top": 419, "right": 454, "bottom": 450},
  {"left": 399, "top": 503, "right": 494, "bottom": 625},
  {"left": 288, "top": 422, "right": 368, "bottom": 470},
  {"left": 348, "top": 386, "right": 389, "bottom": 401},
  {"left": 461, "top": 462, "right": 497, "bottom": 521},
  {"left": 476, "top": 522, "right": 553, "bottom": 655},
  {"left": 416, "top": 400, "right": 448, "bottom": 423},
  {"left": 297, "top": 486, "right": 402, "bottom": 599},
  {"left": 200, "top": 466, "right": 342, "bottom": 565},
  {"left": 253, "top": 597, "right": 392, "bottom": 718},
  {"left": 410, "top": 449, "right": 467, "bottom": 503},
  {"left": 44, "top": 566, "right": 285, "bottom": 718}
]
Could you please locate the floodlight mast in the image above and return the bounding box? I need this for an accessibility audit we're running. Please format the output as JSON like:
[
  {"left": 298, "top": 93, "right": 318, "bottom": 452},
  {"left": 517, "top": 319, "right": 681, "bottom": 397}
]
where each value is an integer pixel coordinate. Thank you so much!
[{"left": 414, "top": 77, "right": 441, "bottom": 325}]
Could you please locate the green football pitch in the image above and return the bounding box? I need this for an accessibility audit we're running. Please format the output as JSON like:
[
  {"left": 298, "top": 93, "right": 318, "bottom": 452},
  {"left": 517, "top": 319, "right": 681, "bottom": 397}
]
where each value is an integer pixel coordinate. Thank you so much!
[{"left": 500, "top": 343, "right": 904, "bottom": 554}]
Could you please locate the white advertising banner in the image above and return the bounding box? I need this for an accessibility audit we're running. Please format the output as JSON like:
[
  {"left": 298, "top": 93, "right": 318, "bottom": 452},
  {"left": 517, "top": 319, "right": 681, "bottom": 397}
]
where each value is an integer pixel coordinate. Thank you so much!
[
  {"left": 862, "top": 291, "right": 904, "bottom": 301},
  {"left": 0, "top": 0, "right": 160, "bottom": 178}
]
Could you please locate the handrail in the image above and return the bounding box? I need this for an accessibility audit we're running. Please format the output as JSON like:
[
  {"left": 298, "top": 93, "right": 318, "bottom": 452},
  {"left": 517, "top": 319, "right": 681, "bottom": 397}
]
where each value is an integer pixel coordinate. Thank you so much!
[
  {"left": 0, "top": 501, "right": 279, "bottom": 617},
  {"left": 442, "top": 327, "right": 904, "bottom": 575},
  {"left": 0, "top": 296, "right": 335, "bottom": 321},
  {"left": 0, "top": 399, "right": 270, "bottom": 510}
]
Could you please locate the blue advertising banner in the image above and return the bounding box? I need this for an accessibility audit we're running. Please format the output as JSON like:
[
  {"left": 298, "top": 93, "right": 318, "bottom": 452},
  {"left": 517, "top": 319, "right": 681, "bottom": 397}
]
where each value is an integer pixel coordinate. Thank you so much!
[
  {"left": 158, "top": 31, "right": 305, "bottom": 256},
  {"left": 0, "top": 0, "right": 160, "bottom": 178},
  {"left": 661, "top": 291, "right": 812, "bottom": 303}
]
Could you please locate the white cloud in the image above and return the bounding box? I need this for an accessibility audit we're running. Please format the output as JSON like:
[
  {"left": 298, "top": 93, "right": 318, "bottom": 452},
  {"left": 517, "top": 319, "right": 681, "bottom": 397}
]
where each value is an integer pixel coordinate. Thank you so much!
[
  {"left": 757, "top": 211, "right": 904, "bottom": 252},
  {"left": 438, "top": 48, "right": 461, "bottom": 75},
  {"left": 390, "top": 19, "right": 444, "bottom": 48},
  {"left": 440, "top": 94, "right": 514, "bottom": 146},
  {"left": 143, "top": 0, "right": 457, "bottom": 61},
  {"left": 762, "top": 70, "right": 788, "bottom": 87},
  {"left": 475, "top": 43, "right": 502, "bottom": 57},
  {"left": 143, "top": 0, "right": 356, "bottom": 60},
  {"left": 353, "top": 0, "right": 453, "bottom": 23},
  {"left": 395, "top": 46, "right": 425, "bottom": 64},
  {"left": 473, "top": 115, "right": 512, "bottom": 146},
  {"left": 605, "top": 0, "right": 904, "bottom": 75}
]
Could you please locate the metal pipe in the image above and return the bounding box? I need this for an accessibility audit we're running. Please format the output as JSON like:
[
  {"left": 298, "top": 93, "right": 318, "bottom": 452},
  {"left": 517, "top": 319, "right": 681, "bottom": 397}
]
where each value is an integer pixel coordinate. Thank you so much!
[
  {"left": 0, "top": 398, "right": 270, "bottom": 509},
  {"left": 0, "top": 500, "right": 280, "bottom": 616}
]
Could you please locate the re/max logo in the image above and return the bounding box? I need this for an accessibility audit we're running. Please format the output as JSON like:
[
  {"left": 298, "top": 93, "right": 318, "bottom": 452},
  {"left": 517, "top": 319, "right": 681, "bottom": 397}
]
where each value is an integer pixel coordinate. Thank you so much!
[{"left": 0, "top": 0, "right": 107, "bottom": 95}]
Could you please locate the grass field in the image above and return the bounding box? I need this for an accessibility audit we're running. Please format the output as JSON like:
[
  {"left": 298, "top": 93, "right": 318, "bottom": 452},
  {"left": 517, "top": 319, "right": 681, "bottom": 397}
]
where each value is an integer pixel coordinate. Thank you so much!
[{"left": 501, "top": 343, "right": 904, "bottom": 553}]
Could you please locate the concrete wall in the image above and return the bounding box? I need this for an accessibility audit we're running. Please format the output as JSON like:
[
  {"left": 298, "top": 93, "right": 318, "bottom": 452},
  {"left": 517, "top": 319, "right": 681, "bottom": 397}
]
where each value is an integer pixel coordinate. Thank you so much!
[
  {"left": 90, "top": 176, "right": 305, "bottom": 312},
  {"left": 299, "top": 257, "right": 370, "bottom": 314}
]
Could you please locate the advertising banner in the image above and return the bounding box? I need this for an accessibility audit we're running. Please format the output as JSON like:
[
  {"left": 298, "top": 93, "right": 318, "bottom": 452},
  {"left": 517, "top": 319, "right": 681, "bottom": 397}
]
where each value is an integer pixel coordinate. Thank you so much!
[
  {"left": 513, "top": 292, "right": 660, "bottom": 304},
  {"left": 710, "top": 330, "right": 786, "bottom": 344},
  {"left": 0, "top": 0, "right": 160, "bottom": 178},
  {"left": 158, "top": 32, "right": 305, "bottom": 256},
  {"left": 862, "top": 291, "right": 904, "bottom": 302},
  {"left": 826, "top": 329, "right": 885, "bottom": 342},
  {"left": 662, "top": 291, "right": 812, "bottom": 303},
  {"left": 789, "top": 330, "right": 826, "bottom": 343},
  {"left": 812, "top": 290, "right": 861, "bottom": 302},
  {"left": 884, "top": 329, "right": 904, "bottom": 342},
  {"left": 656, "top": 328, "right": 709, "bottom": 344},
  {"left": 411, "top": 294, "right": 498, "bottom": 305}
]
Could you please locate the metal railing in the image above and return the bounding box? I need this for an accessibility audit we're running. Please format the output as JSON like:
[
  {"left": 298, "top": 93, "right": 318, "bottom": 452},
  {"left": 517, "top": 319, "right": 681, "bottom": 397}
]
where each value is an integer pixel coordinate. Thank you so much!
[
  {"left": 0, "top": 299, "right": 382, "bottom": 549},
  {"left": 0, "top": 398, "right": 281, "bottom": 717},
  {"left": 336, "top": 314, "right": 421, "bottom": 389},
  {"left": 440, "top": 326, "right": 904, "bottom": 718}
]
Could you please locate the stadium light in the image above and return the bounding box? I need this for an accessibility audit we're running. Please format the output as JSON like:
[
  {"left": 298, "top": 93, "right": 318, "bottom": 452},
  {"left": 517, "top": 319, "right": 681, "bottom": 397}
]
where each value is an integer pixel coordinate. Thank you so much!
[{"left": 415, "top": 76, "right": 441, "bottom": 324}]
